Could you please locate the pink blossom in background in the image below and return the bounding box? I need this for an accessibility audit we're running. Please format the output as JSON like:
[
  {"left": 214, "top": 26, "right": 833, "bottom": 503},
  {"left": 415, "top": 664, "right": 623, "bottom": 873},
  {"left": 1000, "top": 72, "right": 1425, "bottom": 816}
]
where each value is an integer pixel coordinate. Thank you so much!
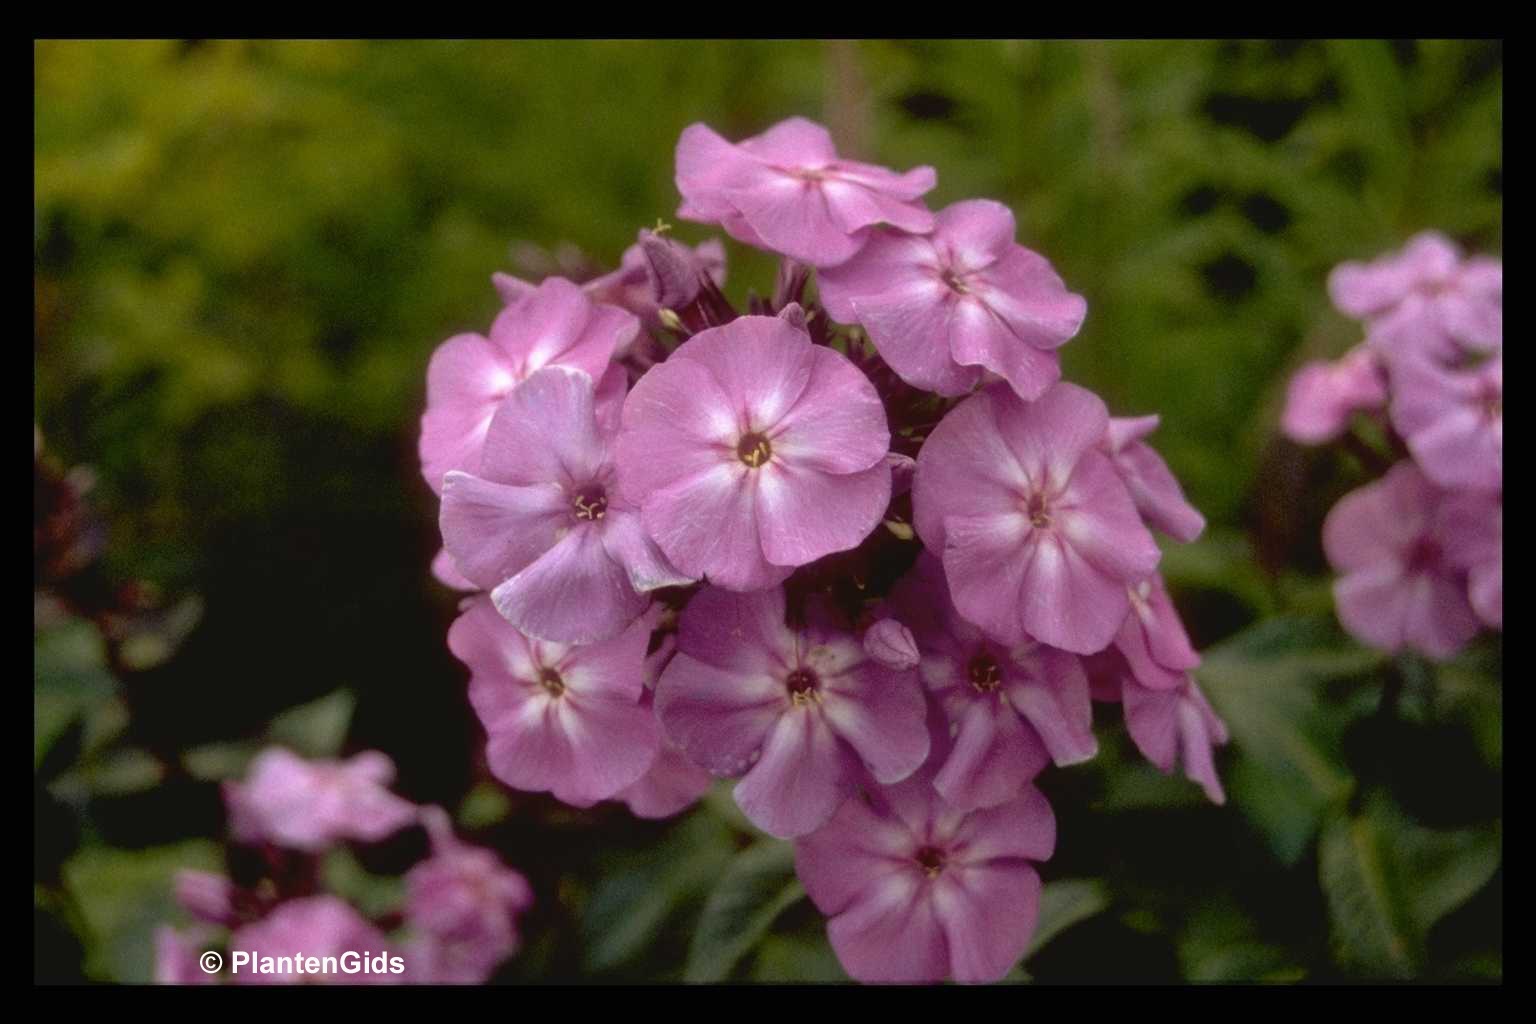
[
  {"left": 173, "top": 870, "right": 239, "bottom": 927},
  {"left": 405, "top": 808, "right": 534, "bottom": 984},
  {"left": 886, "top": 553, "right": 1083, "bottom": 811},
  {"left": 224, "top": 748, "right": 418, "bottom": 853},
  {"left": 1280, "top": 345, "right": 1391, "bottom": 446},
  {"left": 1112, "top": 573, "right": 1202, "bottom": 692},
  {"left": 675, "top": 117, "right": 936, "bottom": 267},
  {"left": 819, "top": 199, "right": 1087, "bottom": 401},
  {"left": 654, "top": 585, "right": 929, "bottom": 838},
  {"left": 1388, "top": 352, "right": 1502, "bottom": 493},
  {"left": 440, "top": 365, "right": 691, "bottom": 645},
  {"left": 615, "top": 631, "right": 716, "bottom": 820},
  {"left": 1087, "top": 652, "right": 1228, "bottom": 804},
  {"left": 450, "top": 596, "right": 659, "bottom": 807},
  {"left": 494, "top": 230, "right": 727, "bottom": 330},
  {"left": 1440, "top": 489, "right": 1503, "bottom": 630},
  {"left": 1329, "top": 231, "right": 1502, "bottom": 359},
  {"left": 229, "top": 896, "right": 401, "bottom": 985},
  {"left": 154, "top": 926, "right": 216, "bottom": 985},
  {"left": 1101, "top": 415, "right": 1207, "bottom": 542},
  {"left": 795, "top": 762, "right": 1056, "bottom": 983},
  {"left": 913, "top": 382, "right": 1162, "bottom": 655},
  {"left": 419, "top": 277, "right": 637, "bottom": 495},
  {"left": 616, "top": 313, "right": 892, "bottom": 591},
  {"left": 1322, "top": 461, "right": 1482, "bottom": 660}
]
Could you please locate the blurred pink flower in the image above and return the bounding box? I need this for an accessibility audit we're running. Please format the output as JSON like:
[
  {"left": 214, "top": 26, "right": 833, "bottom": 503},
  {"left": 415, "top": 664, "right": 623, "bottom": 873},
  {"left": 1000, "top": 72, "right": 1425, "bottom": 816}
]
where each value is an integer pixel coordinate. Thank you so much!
[{"left": 224, "top": 748, "right": 418, "bottom": 853}]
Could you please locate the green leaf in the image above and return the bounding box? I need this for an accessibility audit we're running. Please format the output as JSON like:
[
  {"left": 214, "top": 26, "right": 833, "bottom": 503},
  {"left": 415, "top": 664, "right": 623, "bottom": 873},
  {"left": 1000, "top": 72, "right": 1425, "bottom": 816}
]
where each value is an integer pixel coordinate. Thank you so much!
[
  {"left": 685, "top": 840, "right": 804, "bottom": 982},
  {"left": 321, "top": 847, "right": 405, "bottom": 918},
  {"left": 266, "top": 689, "right": 355, "bottom": 759},
  {"left": 34, "top": 619, "right": 117, "bottom": 773},
  {"left": 749, "top": 931, "right": 849, "bottom": 983},
  {"left": 62, "top": 840, "right": 223, "bottom": 982},
  {"left": 580, "top": 809, "right": 737, "bottom": 974},
  {"left": 1027, "top": 879, "right": 1110, "bottom": 959},
  {"left": 1198, "top": 616, "right": 1378, "bottom": 863},
  {"left": 1318, "top": 794, "right": 1501, "bottom": 978}
]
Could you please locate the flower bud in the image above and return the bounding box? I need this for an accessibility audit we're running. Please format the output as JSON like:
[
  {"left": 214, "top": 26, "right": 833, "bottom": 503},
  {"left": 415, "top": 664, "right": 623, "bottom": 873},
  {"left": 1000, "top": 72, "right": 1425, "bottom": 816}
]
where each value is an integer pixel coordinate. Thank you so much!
[{"left": 863, "top": 618, "right": 920, "bottom": 671}]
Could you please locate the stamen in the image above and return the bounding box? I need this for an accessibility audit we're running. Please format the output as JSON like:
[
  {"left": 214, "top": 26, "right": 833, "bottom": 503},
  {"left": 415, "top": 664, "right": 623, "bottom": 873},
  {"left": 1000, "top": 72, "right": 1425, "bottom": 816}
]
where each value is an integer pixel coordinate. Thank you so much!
[
  {"left": 737, "top": 432, "right": 773, "bottom": 469},
  {"left": 786, "top": 668, "right": 820, "bottom": 705},
  {"left": 968, "top": 653, "right": 1002, "bottom": 693},
  {"left": 571, "top": 484, "right": 608, "bottom": 521},
  {"left": 538, "top": 668, "right": 566, "bottom": 697},
  {"left": 915, "top": 846, "right": 946, "bottom": 878},
  {"left": 1026, "top": 493, "right": 1052, "bottom": 529}
]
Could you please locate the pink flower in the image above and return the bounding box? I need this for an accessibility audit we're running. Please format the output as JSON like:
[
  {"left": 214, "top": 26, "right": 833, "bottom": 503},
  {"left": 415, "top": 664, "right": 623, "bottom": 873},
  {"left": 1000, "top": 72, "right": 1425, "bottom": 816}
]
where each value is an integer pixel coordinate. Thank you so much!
[
  {"left": 615, "top": 631, "right": 715, "bottom": 820},
  {"left": 419, "top": 277, "right": 636, "bottom": 494},
  {"left": 1439, "top": 489, "right": 1503, "bottom": 631},
  {"left": 405, "top": 807, "right": 534, "bottom": 984},
  {"left": 1333, "top": 233, "right": 1499, "bottom": 359},
  {"left": 795, "top": 766, "right": 1056, "bottom": 983},
  {"left": 429, "top": 547, "right": 478, "bottom": 592},
  {"left": 1388, "top": 352, "right": 1501, "bottom": 493},
  {"left": 653, "top": 585, "right": 930, "bottom": 838},
  {"left": 154, "top": 927, "right": 217, "bottom": 985},
  {"left": 1329, "top": 231, "right": 1502, "bottom": 359},
  {"left": 174, "top": 870, "right": 239, "bottom": 927},
  {"left": 1279, "top": 345, "right": 1390, "bottom": 445},
  {"left": 450, "top": 596, "right": 659, "bottom": 807},
  {"left": 1112, "top": 573, "right": 1201, "bottom": 691},
  {"left": 1087, "top": 653, "right": 1227, "bottom": 804},
  {"left": 913, "top": 382, "right": 1162, "bottom": 655},
  {"left": 1322, "top": 461, "right": 1483, "bottom": 659},
  {"left": 224, "top": 748, "right": 418, "bottom": 853},
  {"left": 1101, "top": 414, "right": 1207, "bottom": 542},
  {"left": 675, "top": 117, "right": 936, "bottom": 267},
  {"left": 887, "top": 553, "right": 1085, "bottom": 812},
  {"left": 615, "top": 312, "right": 893, "bottom": 591},
  {"left": 819, "top": 199, "right": 1087, "bottom": 400},
  {"left": 494, "top": 230, "right": 727, "bottom": 329},
  {"left": 440, "top": 365, "right": 691, "bottom": 645},
  {"left": 229, "top": 896, "right": 401, "bottom": 985}
]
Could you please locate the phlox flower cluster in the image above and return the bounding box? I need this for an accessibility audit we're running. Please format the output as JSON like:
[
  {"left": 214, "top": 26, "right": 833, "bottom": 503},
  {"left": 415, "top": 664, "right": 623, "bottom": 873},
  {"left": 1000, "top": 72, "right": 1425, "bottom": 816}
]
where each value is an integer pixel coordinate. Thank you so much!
[
  {"left": 155, "top": 748, "right": 533, "bottom": 985},
  {"left": 1281, "top": 232, "right": 1502, "bottom": 659},
  {"left": 421, "top": 117, "right": 1223, "bottom": 982}
]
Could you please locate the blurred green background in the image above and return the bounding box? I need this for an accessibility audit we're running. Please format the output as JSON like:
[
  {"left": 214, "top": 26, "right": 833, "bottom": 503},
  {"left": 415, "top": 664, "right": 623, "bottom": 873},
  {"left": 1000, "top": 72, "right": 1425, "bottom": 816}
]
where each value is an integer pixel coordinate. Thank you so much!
[{"left": 35, "top": 39, "right": 1501, "bottom": 984}]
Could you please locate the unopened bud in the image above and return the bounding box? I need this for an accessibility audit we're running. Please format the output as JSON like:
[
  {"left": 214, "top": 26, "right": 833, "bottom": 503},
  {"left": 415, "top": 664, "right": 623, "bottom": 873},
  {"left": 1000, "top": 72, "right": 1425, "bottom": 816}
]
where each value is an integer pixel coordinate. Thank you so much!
[
  {"left": 639, "top": 229, "right": 703, "bottom": 309},
  {"left": 864, "top": 618, "right": 920, "bottom": 671}
]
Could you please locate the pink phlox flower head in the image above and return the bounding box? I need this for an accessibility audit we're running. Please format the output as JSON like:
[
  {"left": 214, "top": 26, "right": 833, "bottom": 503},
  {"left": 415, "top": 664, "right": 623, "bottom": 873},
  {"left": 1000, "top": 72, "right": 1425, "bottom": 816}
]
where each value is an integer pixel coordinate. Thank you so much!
[
  {"left": 794, "top": 743, "right": 1056, "bottom": 984},
  {"left": 1086, "top": 652, "right": 1227, "bottom": 805},
  {"left": 451, "top": 596, "right": 660, "bottom": 807},
  {"left": 1388, "top": 351, "right": 1501, "bottom": 493},
  {"left": 1279, "top": 345, "right": 1390, "bottom": 445},
  {"left": 174, "top": 869, "right": 239, "bottom": 927},
  {"left": 1438, "top": 488, "right": 1502, "bottom": 630},
  {"left": 1101, "top": 414, "right": 1207, "bottom": 542},
  {"left": 440, "top": 364, "right": 692, "bottom": 645},
  {"left": 819, "top": 199, "right": 1088, "bottom": 401},
  {"left": 229, "top": 896, "right": 401, "bottom": 985},
  {"left": 404, "top": 806, "right": 534, "bottom": 984},
  {"left": 1322, "top": 460, "right": 1483, "bottom": 660},
  {"left": 154, "top": 926, "right": 218, "bottom": 985},
  {"left": 913, "top": 381, "right": 1163, "bottom": 655},
  {"left": 1329, "top": 231, "right": 1502, "bottom": 360},
  {"left": 888, "top": 553, "right": 1088, "bottom": 812},
  {"left": 223, "top": 748, "right": 418, "bottom": 853},
  {"left": 615, "top": 312, "right": 893, "bottom": 592},
  {"left": 653, "top": 585, "right": 930, "bottom": 838},
  {"left": 675, "top": 117, "right": 937, "bottom": 268},
  {"left": 419, "top": 276, "right": 637, "bottom": 495},
  {"left": 494, "top": 230, "right": 728, "bottom": 332},
  {"left": 616, "top": 630, "right": 716, "bottom": 819},
  {"left": 1112, "top": 572, "right": 1201, "bottom": 692}
]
